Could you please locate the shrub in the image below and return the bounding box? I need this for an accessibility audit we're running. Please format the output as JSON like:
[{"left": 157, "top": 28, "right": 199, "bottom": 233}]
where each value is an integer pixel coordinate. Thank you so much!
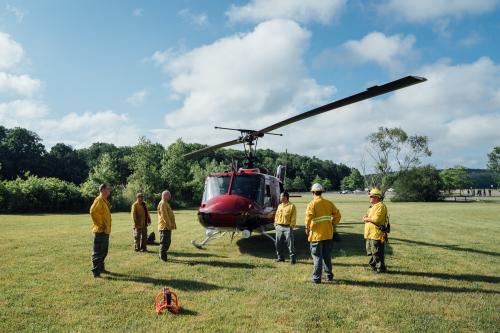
[
  {"left": 2, "top": 175, "right": 83, "bottom": 212},
  {"left": 392, "top": 165, "right": 444, "bottom": 202}
]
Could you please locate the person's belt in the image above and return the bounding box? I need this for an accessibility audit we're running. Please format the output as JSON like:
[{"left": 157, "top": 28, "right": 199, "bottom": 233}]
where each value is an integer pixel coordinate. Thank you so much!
[{"left": 275, "top": 223, "right": 291, "bottom": 227}]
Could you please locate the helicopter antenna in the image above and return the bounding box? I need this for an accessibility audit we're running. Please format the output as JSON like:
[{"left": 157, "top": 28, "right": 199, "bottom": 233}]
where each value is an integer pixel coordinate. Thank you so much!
[{"left": 284, "top": 149, "right": 288, "bottom": 183}]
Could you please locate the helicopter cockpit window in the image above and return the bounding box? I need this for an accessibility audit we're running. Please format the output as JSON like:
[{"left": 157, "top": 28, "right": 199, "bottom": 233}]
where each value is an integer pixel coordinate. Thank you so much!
[
  {"left": 203, "top": 176, "right": 231, "bottom": 202},
  {"left": 231, "top": 175, "right": 265, "bottom": 205}
]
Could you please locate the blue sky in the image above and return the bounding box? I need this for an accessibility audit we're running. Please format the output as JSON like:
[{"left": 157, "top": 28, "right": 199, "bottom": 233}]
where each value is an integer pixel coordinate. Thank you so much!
[{"left": 1, "top": 0, "right": 499, "bottom": 171}]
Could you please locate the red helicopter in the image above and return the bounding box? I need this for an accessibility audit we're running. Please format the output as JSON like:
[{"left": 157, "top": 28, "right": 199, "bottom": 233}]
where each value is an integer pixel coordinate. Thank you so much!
[{"left": 185, "top": 76, "right": 426, "bottom": 248}]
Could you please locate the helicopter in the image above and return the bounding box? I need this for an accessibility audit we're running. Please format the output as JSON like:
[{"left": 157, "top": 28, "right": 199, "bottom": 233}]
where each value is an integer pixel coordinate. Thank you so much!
[{"left": 185, "top": 76, "right": 427, "bottom": 248}]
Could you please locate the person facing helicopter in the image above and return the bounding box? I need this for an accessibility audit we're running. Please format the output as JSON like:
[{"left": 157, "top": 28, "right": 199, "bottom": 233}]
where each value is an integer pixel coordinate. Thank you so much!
[
  {"left": 157, "top": 190, "right": 176, "bottom": 262},
  {"left": 131, "top": 192, "right": 151, "bottom": 252},
  {"left": 274, "top": 192, "right": 297, "bottom": 264},
  {"left": 305, "top": 183, "right": 341, "bottom": 284},
  {"left": 363, "top": 188, "right": 389, "bottom": 273}
]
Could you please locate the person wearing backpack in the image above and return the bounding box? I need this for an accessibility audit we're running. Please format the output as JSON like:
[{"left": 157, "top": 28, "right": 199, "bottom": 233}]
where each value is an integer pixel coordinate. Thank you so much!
[{"left": 363, "top": 188, "right": 389, "bottom": 273}]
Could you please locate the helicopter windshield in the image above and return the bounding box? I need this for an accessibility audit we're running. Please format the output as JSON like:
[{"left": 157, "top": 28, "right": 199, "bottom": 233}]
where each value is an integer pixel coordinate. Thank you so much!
[
  {"left": 203, "top": 176, "right": 231, "bottom": 202},
  {"left": 231, "top": 175, "right": 265, "bottom": 205}
]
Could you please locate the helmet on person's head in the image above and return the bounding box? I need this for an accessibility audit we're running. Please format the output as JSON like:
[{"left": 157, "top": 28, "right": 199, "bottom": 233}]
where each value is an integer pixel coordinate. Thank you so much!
[
  {"left": 310, "top": 183, "right": 324, "bottom": 192},
  {"left": 369, "top": 188, "right": 382, "bottom": 198}
]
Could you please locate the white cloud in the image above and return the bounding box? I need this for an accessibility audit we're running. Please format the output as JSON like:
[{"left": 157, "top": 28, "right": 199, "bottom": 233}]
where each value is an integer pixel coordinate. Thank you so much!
[
  {"left": 154, "top": 19, "right": 335, "bottom": 145},
  {"left": 0, "top": 101, "right": 140, "bottom": 148},
  {"left": 460, "top": 33, "right": 482, "bottom": 47},
  {"left": 132, "top": 8, "right": 143, "bottom": 17},
  {"left": 0, "top": 72, "right": 41, "bottom": 96},
  {"left": 125, "top": 89, "right": 148, "bottom": 106},
  {"left": 380, "top": 0, "right": 499, "bottom": 22},
  {"left": 5, "top": 4, "right": 26, "bottom": 23},
  {"left": 316, "top": 32, "right": 416, "bottom": 72},
  {"left": 0, "top": 32, "right": 23, "bottom": 70},
  {"left": 226, "top": 0, "right": 346, "bottom": 24},
  {"left": 178, "top": 8, "right": 208, "bottom": 27},
  {"left": 37, "top": 110, "right": 141, "bottom": 147},
  {"left": 0, "top": 100, "right": 48, "bottom": 127},
  {"left": 287, "top": 56, "right": 500, "bottom": 169}
]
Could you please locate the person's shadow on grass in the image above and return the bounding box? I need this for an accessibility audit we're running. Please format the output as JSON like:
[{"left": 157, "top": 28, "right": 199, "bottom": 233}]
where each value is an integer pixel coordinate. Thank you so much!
[
  {"left": 236, "top": 226, "right": 370, "bottom": 260},
  {"left": 104, "top": 272, "right": 242, "bottom": 292}
]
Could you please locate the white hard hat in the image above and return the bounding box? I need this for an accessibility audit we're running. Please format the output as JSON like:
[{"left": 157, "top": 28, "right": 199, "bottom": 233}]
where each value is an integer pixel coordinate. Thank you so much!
[{"left": 310, "top": 183, "right": 324, "bottom": 192}]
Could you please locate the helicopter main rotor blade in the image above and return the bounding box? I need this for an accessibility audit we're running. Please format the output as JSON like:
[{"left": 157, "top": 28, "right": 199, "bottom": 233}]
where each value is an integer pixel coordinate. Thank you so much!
[
  {"left": 252, "top": 75, "right": 426, "bottom": 137},
  {"left": 183, "top": 138, "right": 242, "bottom": 158}
]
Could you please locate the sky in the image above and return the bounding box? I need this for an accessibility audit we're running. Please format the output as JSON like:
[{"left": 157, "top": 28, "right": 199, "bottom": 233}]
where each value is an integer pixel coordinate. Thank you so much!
[{"left": 1, "top": 0, "right": 499, "bottom": 171}]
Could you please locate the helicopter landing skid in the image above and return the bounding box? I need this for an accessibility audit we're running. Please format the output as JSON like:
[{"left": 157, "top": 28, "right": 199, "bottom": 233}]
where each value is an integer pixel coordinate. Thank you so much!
[
  {"left": 257, "top": 226, "right": 276, "bottom": 242},
  {"left": 191, "top": 230, "right": 227, "bottom": 249}
]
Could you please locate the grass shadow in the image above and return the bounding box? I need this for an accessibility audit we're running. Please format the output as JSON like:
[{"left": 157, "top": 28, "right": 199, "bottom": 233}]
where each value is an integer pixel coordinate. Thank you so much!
[
  {"left": 387, "top": 270, "right": 500, "bottom": 283},
  {"left": 105, "top": 272, "right": 240, "bottom": 291},
  {"left": 167, "top": 258, "right": 271, "bottom": 269},
  {"left": 176, "top": 308, "right": 198, "bottom": 316},
  {"left": 168, "top": 251, "right": 226, "bottom": 259},
  {"left": 334, "top": 279, "right": 500, "bottom": 294},
  {"left": 390, "top": 237, "right": 500, "bottom": 257},
  {"left": 237, "top": 226, "right": 370, "bottom": 260}
]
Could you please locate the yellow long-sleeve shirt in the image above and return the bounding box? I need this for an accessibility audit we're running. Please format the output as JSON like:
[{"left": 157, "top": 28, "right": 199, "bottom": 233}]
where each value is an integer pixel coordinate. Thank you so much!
[
  {"left": 90, "top": 194, "right": 112, "bottom": 234},
  {"left": 157, "top": 200, "right": 176, "bottom": 231},
  {"left": 364, "top": 202, "right": 388, "bottom": 241},
  {"left": 305, "top": 196, "right": 341, "bottom": 242},
  {"left": 131, "top": 201, "right": 150, "bottom": 228},
  {"left": 274, "top": 202, "right": 297, "bottom": 228}
]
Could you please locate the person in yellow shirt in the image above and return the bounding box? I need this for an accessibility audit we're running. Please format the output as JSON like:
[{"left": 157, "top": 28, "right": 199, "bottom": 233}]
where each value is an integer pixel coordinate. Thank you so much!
[
  {"left": 363, "top": 188, "right": 388, "bottom": 273},
  {"left": 274, "top": 192, "right": 297, "bottom": 264},
  {"left": 90, "top": 183, "right": 112, "bottom": 279},
  {"left": 157, "top": 190, "right": 176, "bottom": 262},
  {"left": 305, "top": 183, "right": 341, "bottom": 284},
  {"left": 131, "top": 192, "right": 151, "bottom": 252}
]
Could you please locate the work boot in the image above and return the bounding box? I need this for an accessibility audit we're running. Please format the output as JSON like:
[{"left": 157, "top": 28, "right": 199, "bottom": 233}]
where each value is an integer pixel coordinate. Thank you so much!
[
  {"left": 290, "top": 257, "right": 296, "bottom": 265},
  {"left": 327, "top": 274, "right": 334, "bottom": 282},
  {"left": 275, "top": 258, "right": 285, "bottom": 262},
  {"left": 311, "top": 279, "right": 321, "bottom": 284}
]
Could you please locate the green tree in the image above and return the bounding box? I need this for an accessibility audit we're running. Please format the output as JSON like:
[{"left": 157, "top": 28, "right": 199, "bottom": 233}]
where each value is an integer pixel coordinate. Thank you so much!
[
  {"left": 341, "top": 168, "right": 364, "bottom": 191},
  {"left": 0, "top": 127, "right": 47, "bottom": 179},
  {"left": 392, "top": 165, "right": 443, "bottom": 202},
  {"left": 125, "top": 137, "right": 165, "bottom": 207},
  {"left": 487, "top": 146, "right": 500, "bottom": 187},
  {"left": 291, "top": 176, "right": 306, "bottom": 191},
  {"left": 81, "top": 153, "right": 121, "bottom": 199},
  {"left": 311, "top": 175, "right": 331, "bottom": 191},
  {"left": 439, "top": 166, "right": 472, "bottom": 195},
  {"left": 367, "top": 127, "right": 431, "bottom": 194},
  {"left": 188, "top": 160, "right": 226, "bottom": 203},
  {"left": 160, "top": 139, "right": 191, "bottom": 206},
  {"left": 45, "top": 143, "right": 88, "bottom": 184}
]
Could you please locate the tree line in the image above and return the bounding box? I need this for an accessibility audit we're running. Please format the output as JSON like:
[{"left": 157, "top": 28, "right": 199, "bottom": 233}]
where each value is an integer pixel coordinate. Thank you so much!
[
  {"left": 1, "top": 125, "right": 497, "bottom": 212},
  {"left": 0, "top": 126, "right": 352, "bottom": 212}
]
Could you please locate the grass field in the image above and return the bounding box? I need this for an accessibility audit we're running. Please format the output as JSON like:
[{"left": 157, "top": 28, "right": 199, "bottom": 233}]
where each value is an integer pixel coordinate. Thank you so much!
[{"left": 1, "top": 194, "right": 499, "bottom": 332}]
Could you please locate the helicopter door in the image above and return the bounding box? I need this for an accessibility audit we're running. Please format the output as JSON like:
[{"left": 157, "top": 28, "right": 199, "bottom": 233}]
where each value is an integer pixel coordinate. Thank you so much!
[{"left": 264, "top": 184, "right": 272, "bottom": 207}]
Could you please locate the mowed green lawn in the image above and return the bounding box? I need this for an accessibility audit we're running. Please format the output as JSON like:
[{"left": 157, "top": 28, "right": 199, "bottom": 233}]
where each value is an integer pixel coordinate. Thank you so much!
[{"left": 1, "top": 194, "right": 499, "bottom": 332}]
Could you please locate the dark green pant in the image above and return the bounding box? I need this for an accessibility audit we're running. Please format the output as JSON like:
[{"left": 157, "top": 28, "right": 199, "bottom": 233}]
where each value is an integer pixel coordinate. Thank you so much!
[
  {"left": 310, "top": 239, "right": 333, "bottom": 282},
  {"left": 133, "top": 227, "right": 148, "bottom": 251},
  {"left": 92, "top": 232, "right": 109, "bottom": 276},
  {"left": 366, "top": 239, "right": 386, "bottom": 271},
  {"left": 159, "top": 230, "right": 172, "bottom": 261}
]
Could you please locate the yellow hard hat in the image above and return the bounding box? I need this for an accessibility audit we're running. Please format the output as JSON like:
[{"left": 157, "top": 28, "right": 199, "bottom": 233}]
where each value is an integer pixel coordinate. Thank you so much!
[
  {"left": 369, "top": 188, "right": 382, "bottom": 197},
  {"left": 311, "top": 183, "right": 324, "bottom": 192}
]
